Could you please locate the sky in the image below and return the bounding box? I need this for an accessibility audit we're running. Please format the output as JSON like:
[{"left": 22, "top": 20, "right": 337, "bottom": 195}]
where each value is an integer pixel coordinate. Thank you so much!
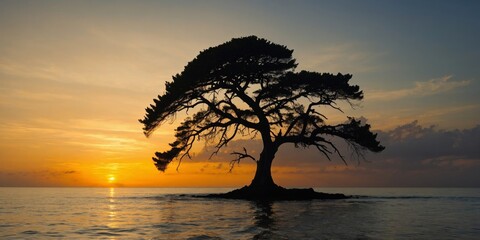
[{"left": 1, "top": 0, "right": 479, "bottom": 187}]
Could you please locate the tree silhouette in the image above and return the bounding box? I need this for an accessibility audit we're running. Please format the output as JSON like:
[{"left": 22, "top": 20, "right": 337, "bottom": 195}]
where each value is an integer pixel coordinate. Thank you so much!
[{"left": 140, "top": 36, "right": 384, "bottom": 196}]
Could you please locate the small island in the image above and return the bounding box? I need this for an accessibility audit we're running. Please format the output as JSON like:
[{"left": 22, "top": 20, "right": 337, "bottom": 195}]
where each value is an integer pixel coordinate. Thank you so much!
[{"left": 202, "top": 186, "right": 349, "bottom": 201}]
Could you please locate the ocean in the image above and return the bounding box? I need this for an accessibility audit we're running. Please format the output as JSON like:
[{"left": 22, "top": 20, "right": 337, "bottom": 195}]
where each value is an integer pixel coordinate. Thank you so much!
[{"left": 0, "top": 187, "right": 479, "bottom": 239}]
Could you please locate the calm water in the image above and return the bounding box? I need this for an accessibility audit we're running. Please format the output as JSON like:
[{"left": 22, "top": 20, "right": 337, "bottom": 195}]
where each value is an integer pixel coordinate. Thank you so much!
[{"left": 0, "top": 188, "right": 479, "bottom": 239}]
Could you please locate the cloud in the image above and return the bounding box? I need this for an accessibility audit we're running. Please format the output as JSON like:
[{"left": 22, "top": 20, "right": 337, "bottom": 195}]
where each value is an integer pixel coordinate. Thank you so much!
[
  {"left": 0, "top": 119, "right": 149, "bottom": 154},
  {"left": 301, "top": 43, "right": 382, "bottom": 73},
  {"left": 367, "top": 75, "right": 471, "bottom": 100},
  {"left": 1, "top": 169, "right": 78, "bottom": 177},
  {"left": 350, "top": 121, "right": 480, "bottom": 186},
  {"left": 374, "top": 121, "right": 480, "bottom": 167},
  {"left": 0, "top": 169, "right": 79, "bottom": 187}
]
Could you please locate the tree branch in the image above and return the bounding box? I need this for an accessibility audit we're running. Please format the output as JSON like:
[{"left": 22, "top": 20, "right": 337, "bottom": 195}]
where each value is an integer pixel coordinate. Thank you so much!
[{"left": 229, "top": 147, "right": 257, "bottom": 172}]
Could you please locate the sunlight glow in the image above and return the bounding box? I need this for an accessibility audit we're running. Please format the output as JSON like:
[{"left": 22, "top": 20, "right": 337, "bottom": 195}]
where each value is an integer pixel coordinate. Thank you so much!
[{"left": 108, "top": 175, "right": 116, "bottom": 183}]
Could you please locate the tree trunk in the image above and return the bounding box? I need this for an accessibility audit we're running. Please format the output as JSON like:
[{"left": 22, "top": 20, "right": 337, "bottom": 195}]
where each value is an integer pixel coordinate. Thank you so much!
[{"left": 249, "top": 146, "right": 277, "bottom": 192}]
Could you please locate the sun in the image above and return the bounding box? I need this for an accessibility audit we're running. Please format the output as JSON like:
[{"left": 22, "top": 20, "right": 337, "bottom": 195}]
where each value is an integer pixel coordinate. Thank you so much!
[{"left": 108, "top": 175, "right": 116, "bottom": 183}]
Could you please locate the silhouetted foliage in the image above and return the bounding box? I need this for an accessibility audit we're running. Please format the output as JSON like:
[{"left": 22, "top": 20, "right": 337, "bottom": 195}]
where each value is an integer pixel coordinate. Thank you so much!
[{"left": 140, "top": 36, "right": 384, "bottom": 192}]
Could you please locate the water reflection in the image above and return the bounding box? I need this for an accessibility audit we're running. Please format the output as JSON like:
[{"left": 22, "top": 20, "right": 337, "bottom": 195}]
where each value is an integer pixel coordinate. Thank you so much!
[
  {"left": 1, "top": 188, "right": 477, "bottom": 239},
  {"left": 145, "top": 195, "right": 378, "bottom": 239},
  {"left": 107, "top": 188, "right": 117, "bottom": 228},
  {"left": 248, "top": 199, "right": 382, "bottom": 239},
  {"left": 251, "top": 201, "right": 274, "bottom": 239}
]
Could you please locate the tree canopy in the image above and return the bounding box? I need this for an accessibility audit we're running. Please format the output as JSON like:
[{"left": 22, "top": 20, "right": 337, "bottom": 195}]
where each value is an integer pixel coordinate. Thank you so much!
[{"left": 139, "top": 36, "right": 384, "bottom": 184}]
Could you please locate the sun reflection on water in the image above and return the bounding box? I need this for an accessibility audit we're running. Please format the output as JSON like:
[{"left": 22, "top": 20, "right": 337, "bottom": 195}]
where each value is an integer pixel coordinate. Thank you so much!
[{"left": 107, "top": 188, "right": 117, "bottom": 229}]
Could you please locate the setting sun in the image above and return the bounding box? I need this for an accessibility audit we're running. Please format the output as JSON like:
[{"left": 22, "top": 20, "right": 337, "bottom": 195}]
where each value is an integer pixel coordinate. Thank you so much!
[{"left": 108, "top": 176, "right": 116, "bottom": 183}]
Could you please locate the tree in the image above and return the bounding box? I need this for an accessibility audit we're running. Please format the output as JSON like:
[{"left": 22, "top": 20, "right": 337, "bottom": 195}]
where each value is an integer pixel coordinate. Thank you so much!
[{"left": 140, "top": 36, "right": 384, "bottom": 197}]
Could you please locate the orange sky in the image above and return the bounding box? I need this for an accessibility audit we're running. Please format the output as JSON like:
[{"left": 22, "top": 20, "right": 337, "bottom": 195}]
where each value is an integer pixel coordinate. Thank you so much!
[{"left": 1, "top": 1, "right": 479, "bottom": 187}]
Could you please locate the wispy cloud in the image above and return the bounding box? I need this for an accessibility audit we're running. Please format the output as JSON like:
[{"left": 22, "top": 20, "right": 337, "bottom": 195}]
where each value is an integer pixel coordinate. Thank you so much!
[
  {"left": 0, "top": 170, "right": 78, "bottom": 177},
  {"left": 0, "top": 118, "right": 151, "bottom": 155},
  {"left": 301, "top": 43, "right": 383, "bottom": 73},
  {"left": 367, "top": 75, "right": 471, "bottom": 100},
  {"left": 368, "top": 104, "right": 480, "bottom": 131},
  {"left": 6, "top": 89, "right": 74, "bottom": 101},
  {"left": 0, "top": 169, "right": 80, "bottom": 187}
]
